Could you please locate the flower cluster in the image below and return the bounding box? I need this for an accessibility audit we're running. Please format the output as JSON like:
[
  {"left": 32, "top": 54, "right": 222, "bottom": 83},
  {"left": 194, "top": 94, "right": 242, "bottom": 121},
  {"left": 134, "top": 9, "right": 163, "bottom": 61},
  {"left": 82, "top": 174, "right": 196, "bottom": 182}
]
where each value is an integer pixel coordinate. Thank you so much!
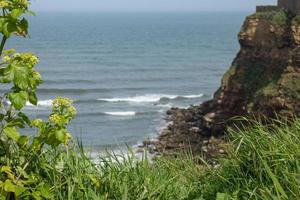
[
  {"left": 50, "top": 97, "right": 77, "bottom": 126},
  {"left": 32, "top": 97, "right": 76, "bottom": 148},
  {"left": 0, "top": 0, "right": 29, "bottom": 9},
  {"left": 32, "top": 119, "right": 43, "bottom": 128},
  {"left": 12, "top": 52, "right": 39, "bottom": 67},
  {"left": 52, "top": 97, "right": 77, "bottom": 115}
]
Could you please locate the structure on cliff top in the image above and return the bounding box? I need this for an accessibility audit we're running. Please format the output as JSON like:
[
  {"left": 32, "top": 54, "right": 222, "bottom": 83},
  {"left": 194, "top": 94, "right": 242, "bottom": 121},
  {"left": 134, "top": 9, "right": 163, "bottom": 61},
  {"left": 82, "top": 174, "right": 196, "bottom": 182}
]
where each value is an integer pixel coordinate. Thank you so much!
[{"left": 257, "top": 0, "right": 300, "bottom": 15}]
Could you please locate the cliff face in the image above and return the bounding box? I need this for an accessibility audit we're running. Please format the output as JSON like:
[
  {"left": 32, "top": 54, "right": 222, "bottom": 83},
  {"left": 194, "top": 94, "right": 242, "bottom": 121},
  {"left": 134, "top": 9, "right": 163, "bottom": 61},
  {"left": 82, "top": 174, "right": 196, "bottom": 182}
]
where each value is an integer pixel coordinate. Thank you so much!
[
  {"left": 148, "top": 11, "right": 300, "bottom": 157},
  {"left": 214, "top": 11, "right": 300, "bottom": 122}
]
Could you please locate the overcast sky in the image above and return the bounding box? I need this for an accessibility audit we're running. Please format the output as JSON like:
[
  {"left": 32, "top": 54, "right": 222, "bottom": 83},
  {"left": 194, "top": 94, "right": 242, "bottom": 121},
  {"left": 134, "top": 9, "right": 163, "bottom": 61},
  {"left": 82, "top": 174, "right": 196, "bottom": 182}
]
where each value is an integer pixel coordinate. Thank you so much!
[{"left": 31, "top": 0, "right": 277, "bottom": 12}]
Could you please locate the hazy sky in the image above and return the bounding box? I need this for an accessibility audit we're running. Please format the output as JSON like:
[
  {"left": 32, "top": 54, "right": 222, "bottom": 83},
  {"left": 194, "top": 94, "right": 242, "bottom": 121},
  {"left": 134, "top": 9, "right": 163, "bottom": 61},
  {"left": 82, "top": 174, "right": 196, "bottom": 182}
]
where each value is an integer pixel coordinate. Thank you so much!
[{"left": 31, "top": 0, "right": 277, "bottom": 12}]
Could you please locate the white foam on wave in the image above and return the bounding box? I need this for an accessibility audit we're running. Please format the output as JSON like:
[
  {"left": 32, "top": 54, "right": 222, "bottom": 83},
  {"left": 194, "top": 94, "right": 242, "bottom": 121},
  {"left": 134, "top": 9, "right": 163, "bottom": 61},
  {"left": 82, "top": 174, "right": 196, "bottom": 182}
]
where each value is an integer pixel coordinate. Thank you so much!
[
  {"left": 182, "top": 94, "right": 204, "bottom": 98},
  {"left": 26, "top": 100, "right": 53, "bottom": 107},
  {"left": 104, "top": 111, "right": 136, "bottom": 116},
  {"left": 156, "top": 103, "right": 173, "bottom": 108},
  {"left": 98, "top": 93, "right": 203, "bottom": 103},
  {"left": 5, "top": 99, "right": 53, "bottom": 108},
  {"left": 99, "top": 94, "right": 176, "bottom": 103}
]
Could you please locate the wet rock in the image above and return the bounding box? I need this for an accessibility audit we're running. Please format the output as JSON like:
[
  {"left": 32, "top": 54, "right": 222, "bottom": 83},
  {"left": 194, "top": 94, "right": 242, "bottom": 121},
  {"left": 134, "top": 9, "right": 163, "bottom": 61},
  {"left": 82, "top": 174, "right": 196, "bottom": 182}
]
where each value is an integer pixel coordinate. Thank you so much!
[
  {"left": 189, "top": 127, "right": 200, "bottom": 133},
  {"left": 203, "top": 112, "right": 216, "bottom": 123},
  {"left": 219, "top": 149, "right": 225, "bottom": 154}
]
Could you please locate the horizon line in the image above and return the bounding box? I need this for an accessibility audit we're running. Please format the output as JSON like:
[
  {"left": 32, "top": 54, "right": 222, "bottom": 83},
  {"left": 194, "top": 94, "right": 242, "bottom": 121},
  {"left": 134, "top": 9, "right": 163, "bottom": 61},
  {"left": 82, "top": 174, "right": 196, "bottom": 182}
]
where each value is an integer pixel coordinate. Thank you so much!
[{"left": 33, "top": 10, "right": 254, "bottom": 13}]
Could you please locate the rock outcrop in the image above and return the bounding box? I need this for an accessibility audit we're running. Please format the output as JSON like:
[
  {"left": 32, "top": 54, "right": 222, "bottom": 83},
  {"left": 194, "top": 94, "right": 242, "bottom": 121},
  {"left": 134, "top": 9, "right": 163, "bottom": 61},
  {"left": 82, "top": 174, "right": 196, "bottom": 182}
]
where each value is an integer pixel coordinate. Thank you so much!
[{"left": 146, "top": 11, "right": 300, "bottom": 157}]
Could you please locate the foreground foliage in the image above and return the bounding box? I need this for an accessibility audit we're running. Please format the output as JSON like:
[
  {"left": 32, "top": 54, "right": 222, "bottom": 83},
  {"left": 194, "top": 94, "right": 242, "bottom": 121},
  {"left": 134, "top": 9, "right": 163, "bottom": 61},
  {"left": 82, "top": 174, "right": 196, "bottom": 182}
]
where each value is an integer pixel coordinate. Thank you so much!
[
  {"left": 67, "top": 118, "right": 300, "bottom": 200},
  {"left": 200, "top": 118, "right": 300, "bottom": 199},
  {"left": 91, "top": 118, "right": 300, "bottom": 200},
  {"left": 0, "top": 0, "right": 77, "bottom": 199},
  {"left": 2, "top": 117, "right": 300, "bottom": 199}
]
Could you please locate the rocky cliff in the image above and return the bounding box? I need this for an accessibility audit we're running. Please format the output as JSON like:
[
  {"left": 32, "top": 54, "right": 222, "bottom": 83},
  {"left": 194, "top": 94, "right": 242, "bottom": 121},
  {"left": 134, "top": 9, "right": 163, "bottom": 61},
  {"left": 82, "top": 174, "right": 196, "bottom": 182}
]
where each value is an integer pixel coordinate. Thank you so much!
[{"left": 146, "top": 11, "right": 300, "bottom": 157}]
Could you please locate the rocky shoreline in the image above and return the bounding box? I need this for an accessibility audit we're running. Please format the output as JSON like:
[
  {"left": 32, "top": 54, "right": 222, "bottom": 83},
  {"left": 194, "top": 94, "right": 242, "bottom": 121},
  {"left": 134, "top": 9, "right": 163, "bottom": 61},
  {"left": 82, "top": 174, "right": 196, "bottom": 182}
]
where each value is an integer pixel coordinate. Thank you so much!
[
  {"left": 142, "top": 10, "right": 300, "bottom": 158},
  {"left": 141, "top": 102, "right": 227, "bottom": 159}
]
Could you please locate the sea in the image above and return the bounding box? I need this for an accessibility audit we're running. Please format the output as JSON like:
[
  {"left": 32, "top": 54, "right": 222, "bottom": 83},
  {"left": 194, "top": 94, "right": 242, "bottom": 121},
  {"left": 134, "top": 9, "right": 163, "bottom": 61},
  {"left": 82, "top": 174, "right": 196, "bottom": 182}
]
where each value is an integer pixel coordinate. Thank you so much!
[{"left": 5, "top": 12, "right": 249, "bottom": 151}]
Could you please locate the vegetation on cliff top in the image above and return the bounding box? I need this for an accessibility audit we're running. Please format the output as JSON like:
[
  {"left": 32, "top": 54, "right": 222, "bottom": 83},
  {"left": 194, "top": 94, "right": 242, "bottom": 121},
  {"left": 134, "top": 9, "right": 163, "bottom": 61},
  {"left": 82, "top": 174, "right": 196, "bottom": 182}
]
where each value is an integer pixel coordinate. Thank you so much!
[{"left": 250, "top": 11, "right": 288, "bottom": 26}]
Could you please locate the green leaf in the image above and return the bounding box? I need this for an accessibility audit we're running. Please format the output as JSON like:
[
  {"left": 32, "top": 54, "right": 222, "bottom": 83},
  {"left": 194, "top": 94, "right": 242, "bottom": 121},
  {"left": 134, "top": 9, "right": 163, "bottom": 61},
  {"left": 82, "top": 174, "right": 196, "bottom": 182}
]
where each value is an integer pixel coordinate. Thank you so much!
[
  {"left": 3, "top": 180, "right": 16, "bottom": 193},
  {"left": 18, "top": 18, "right": 28, "bottom": 35},
  {"left": 1, "top": 21, "right": 9, "bottom": 37},
  {"left": 3, "top": 126, "right": 20, "bottom": 141},
  {"left": 10, "top": 9, "right": 24, "bottom": 19},
  {"left": 55, "top": 129, "right": 65, "bottom": 144},
  {"left": 216, "top": 193, "right": 230, "bottom": 200},
  {"left": 32, "top": 137, "right": 42, "bottom": 151},
  {"left": 16, "top": 166, "right": 29, "bottom": 179},
  {"left": 2, "top": 21, "right": 16, "bottom": 38},
  {"left": 28, "top": 92, "right": 37, "bottom": 105},
  {"left": 0, "top": 113, "right": 4, "bottom": 121},
  {"left": 9, "top": 118, "right": 25, "bottom": 128},
  {"left": 37, "top": 183, "right": 53, "bottom": 199},
  {"left": 87, "top": 174, "right": 100, "bottom": 187},
  {"left": 18, "top": 112, "right": 31, "bottom": 126},
  {"left": 13, "top": 64, "right": 29, "bottom": 89},
  {"left": 261, "top": 159, "right": 288, "bottom": 199},
  {"left": 0, "top": 146, "right": 5, "bottom": 156},
  {"left": 32, "top": 191, "right": 42, "bottom": 200},
  {"left": 18, "top": 135, "right": 29, "bottom": 148},
  {"left": 14, "top": 185, "right": 26, "bottom": 196},
  {"left": 0, "top": 18, "right": 6, "bottom": 33},
  {"left": 26, "top": 10, "right": 36, "bottom": 16},
  {"left": 1, "top": 166, "right": 12, "bottom": 174},
  {"left": 0, "top": 66, "right": 13, "bottom": 83},
  {"left": 8, "top": 91, "right": 28, "bottom": 110},
  {"left": 3, "top": 49, "right": 15, "bottom": 55}
]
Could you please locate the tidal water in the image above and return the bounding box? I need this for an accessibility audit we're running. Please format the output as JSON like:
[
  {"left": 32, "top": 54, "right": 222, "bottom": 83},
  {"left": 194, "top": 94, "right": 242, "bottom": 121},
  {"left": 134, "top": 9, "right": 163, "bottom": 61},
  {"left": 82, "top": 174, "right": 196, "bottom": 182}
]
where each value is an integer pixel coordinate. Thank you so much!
[{"left": 5, "top": 12, "right": 249, "bottom": 151}]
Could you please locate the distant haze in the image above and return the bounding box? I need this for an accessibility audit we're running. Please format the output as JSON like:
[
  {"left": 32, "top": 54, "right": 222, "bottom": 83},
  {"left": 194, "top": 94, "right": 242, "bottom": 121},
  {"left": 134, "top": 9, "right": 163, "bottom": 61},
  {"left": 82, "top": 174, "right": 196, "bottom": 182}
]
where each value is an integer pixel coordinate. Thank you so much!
[{"left": 31, "top": 0, "right": 276, "bottom": 12}]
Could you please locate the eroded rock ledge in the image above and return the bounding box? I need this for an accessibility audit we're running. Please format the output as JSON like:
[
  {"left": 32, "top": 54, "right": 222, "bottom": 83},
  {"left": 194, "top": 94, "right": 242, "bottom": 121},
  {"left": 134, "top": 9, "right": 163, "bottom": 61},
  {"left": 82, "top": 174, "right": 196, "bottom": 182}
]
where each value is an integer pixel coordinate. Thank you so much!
[{"left": 143, "top": 11, "right": 300, "bottom": 157}]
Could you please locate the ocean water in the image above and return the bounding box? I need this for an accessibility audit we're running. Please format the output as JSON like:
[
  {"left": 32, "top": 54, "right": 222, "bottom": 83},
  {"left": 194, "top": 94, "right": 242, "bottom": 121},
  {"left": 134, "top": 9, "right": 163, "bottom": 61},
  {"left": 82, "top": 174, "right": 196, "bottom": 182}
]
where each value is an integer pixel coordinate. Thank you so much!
[{"left": 5, "top": 12, "right": 249, "bottom": 150}]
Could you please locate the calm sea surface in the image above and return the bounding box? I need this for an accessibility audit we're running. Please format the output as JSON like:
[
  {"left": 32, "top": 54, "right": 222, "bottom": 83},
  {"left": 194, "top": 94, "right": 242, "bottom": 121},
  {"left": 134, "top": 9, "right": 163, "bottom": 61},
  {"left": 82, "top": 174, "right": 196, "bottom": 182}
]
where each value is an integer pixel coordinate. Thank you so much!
[{"left": 6, "top": 12, "right": 249, "bottom": 150}]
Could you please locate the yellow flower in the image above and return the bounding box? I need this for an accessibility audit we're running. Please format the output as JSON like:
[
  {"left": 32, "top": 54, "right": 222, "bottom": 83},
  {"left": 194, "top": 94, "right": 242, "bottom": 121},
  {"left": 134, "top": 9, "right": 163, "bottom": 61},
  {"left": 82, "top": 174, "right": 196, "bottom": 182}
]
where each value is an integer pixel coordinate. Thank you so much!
[
  {"left": 64, "top": 132, "right": 72, "bottom": 145},
  {"left": 3, "top": 49, "right": 15, "bottom": 55},
  {"left": 32, "top": 119, "right": 43, "bottom": 127},
  {"left": 49, "top": 114, "right": 61, "bottom": 124},
  {"left": 0, "top": 1, "right": 9, "bottom": 8},
  {"left": 30, "top": 55, "right": 39, "bottom": 65},
  {"left": 53, "top": 97, "right": 71, "bottom": 107},
  {"left": 68, "top": 106, "right": 77, "bottom": 116},
  {"left": 32, "top": 70, "right": 42, "bottom": 81},
  {"left": 2, "top": 55, "right": 10, "bottom": 62}
]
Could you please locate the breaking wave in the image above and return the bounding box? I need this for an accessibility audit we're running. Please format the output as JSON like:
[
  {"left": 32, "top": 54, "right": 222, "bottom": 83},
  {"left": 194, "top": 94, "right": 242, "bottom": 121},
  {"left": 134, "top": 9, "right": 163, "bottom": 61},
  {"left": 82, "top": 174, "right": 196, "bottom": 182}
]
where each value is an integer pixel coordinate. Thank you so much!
[
  {"left": 26, "top": 100, "right": 53, "bottom": 107},
  {"left": 104, "top": 111, "right": 136, "bottom": 116},
  {"left": 98, "top": 94, "right": 203, "bottom": 103}
]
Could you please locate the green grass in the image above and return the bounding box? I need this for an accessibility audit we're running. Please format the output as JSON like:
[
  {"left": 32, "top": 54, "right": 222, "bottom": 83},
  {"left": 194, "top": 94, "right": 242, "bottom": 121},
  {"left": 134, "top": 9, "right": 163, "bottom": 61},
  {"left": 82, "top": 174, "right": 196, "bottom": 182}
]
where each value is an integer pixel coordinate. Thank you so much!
[
  {"left": 250, "top": 11, "right": 288, "bottom": 27},
  {"left": 292, "top": 15, "right": 300, "bottom": 25},
  {"left": 37, "top": 145, "right": 205, "bottom": 200},
  {"left": 200, "top": 117, "right": 300, "bottom": 199},
  {"left": 2, "top": 118, "right": 300, "bottom": 199}
]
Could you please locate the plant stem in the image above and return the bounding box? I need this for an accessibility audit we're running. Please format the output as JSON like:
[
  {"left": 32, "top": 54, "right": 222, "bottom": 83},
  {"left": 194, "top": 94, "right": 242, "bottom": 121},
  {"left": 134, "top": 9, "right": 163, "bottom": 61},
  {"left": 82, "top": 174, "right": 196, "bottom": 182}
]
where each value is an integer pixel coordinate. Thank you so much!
[
  {"left": 0, "top": 36, "right": 7, "bottom": 57},
  {"left": 0, "top": 8, "right": 6, "bottom": 57}
]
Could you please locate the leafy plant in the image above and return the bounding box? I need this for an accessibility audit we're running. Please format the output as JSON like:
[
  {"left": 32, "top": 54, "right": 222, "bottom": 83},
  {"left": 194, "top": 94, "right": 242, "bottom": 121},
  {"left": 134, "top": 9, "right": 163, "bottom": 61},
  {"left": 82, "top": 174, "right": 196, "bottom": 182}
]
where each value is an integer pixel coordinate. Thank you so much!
[{"left": 0, "top": 1, "right": 77, "bottom": 199}]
